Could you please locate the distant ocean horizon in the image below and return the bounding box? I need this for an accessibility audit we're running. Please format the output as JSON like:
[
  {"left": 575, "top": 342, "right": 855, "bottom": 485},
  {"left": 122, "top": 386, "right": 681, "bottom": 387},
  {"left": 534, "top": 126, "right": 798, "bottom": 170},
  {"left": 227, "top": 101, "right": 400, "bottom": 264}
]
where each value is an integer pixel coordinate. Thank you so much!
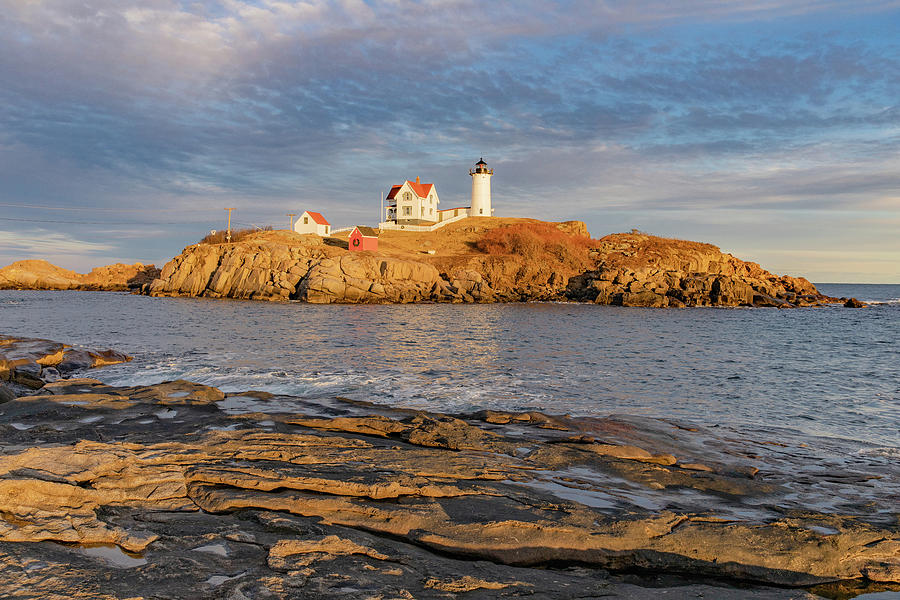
[{"left": 815, "top": 282, "right": 900, "bottom": 304}]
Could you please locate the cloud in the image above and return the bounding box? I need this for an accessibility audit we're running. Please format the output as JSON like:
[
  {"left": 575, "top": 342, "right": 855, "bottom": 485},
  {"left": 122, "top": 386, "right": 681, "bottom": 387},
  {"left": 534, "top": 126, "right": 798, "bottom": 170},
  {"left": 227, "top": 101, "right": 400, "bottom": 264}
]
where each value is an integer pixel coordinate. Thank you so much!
[
  {"left": 0, "top": 229, "right": 113, "bottom": 258},
  {"left": 4, "top": 1, "right": 896, "bottom": 183},
  {"left": 0, "top": 1, "right": 898, "bottom": 279}
]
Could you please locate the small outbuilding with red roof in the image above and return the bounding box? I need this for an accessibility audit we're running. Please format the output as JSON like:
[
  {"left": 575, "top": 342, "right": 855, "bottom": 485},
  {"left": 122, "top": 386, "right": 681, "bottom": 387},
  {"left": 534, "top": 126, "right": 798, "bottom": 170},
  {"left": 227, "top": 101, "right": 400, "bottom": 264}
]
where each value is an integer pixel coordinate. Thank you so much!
[
  {"left": 348, "top": 226, "right": 379, "bottom": 252},
  {"left": 293, "top": 211, "right": 331, "bottom": 236}
]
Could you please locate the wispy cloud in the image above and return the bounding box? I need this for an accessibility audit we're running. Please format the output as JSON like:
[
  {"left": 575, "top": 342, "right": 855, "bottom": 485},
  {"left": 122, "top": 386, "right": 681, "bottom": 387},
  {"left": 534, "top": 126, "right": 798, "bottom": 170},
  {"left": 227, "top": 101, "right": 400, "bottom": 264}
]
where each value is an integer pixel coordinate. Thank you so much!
[
  {"left": 0, "top": 229, "right": 114, "bottom": 268},
  {"left": 0, "top": 1, "right": 898, "bottom": 278}
]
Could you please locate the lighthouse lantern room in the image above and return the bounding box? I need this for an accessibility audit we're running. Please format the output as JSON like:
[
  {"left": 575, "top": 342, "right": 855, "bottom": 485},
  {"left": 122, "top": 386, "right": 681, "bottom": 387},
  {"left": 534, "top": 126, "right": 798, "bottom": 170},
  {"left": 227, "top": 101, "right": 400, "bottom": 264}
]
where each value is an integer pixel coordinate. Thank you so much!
[{"left": 469, "top": 158, "right": 494, "bottom": 217}]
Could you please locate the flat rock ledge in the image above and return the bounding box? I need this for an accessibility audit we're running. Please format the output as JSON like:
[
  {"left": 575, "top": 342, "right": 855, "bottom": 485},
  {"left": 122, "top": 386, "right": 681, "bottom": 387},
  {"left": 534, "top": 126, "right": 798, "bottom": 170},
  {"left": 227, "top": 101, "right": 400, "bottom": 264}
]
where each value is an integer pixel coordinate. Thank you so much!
[{"left": 0, "top": 338, "right": 897, "bottom": 599}]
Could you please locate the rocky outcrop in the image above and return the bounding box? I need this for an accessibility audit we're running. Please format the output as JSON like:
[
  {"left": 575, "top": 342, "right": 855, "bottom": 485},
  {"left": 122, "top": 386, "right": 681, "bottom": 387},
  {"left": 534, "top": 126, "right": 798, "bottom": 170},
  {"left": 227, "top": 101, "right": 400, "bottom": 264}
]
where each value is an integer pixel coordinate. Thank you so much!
[
  {"left": 143, "top": 223, "right": 838, "bottom": 307},
  {"left": 147, "top": 236, "right": 330, "bottom": 301},
  {"left": 0, "top": 260, "right": 158, "bottom": 291},
  {"left": 302, "top": 254, "right": 445, "bottom": 304},
  {"left": 0, "top": 220, "right": 841, "bottom": 307},
  {"left": 147, "top": 235, "right": 464, "bottom": 304},
  {"left": 0, "top": 260, "right": 82, "bottom": 289},
  {"left": 567, "top": 233, "right": 832, "bottom": 307},
  {"left": 80, "top": 262, "right": 160, "bottom": 290},
  {"left": 0, "top": 335, "right": 130, "bottom": 398},
  {"left": 0, "top": 336, "right": 897, "bottom": 598}
]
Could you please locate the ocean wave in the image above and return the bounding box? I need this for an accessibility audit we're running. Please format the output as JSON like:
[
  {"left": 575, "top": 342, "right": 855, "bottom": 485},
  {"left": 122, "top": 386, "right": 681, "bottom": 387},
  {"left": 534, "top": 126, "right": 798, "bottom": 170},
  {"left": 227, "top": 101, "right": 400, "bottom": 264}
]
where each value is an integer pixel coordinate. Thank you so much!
[
  {"left": 98, "top": 360, "right": 368, "bottom": 397},
  {"left": 860, "top": 298, "right": 900, "bottom": 305},
  {"left": 857, "top": 446, "right": 900, "bottom": 459}
]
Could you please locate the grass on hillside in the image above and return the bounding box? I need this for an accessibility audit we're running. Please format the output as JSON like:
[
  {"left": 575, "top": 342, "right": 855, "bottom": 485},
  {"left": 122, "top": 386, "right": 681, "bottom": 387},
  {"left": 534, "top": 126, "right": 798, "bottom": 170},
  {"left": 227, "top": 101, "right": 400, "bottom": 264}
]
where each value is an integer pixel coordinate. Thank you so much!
[
  {"left": 200, "top": 226, "right": 273, "bottom": 244},
  {"left": 474, "top": 221, "right": 596, "bottom": 268}
]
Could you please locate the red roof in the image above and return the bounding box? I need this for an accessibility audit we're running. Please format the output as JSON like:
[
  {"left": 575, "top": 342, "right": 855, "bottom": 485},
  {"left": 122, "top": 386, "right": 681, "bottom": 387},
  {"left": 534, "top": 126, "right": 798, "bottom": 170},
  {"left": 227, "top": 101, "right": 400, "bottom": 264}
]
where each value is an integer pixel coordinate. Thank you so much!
[
  {"left": 385, "top": 180, "right": 434, "bottom": 200},
  {"left": 304, "top": 211, "right": 329, "bottom": 225},
  {"left": 386, "top": 185, "right": 403, "bottom": 200},
  {"left": 408, "top": 180, "right": 434, "bottom": 198}
]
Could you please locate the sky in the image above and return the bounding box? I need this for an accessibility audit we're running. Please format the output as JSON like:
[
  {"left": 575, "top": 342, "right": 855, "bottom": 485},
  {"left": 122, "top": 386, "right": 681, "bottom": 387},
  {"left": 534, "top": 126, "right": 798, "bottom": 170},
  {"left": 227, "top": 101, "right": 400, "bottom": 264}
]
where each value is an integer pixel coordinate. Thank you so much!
[{"left": 0, "top": 0, "right": 898, "bottom": 282}]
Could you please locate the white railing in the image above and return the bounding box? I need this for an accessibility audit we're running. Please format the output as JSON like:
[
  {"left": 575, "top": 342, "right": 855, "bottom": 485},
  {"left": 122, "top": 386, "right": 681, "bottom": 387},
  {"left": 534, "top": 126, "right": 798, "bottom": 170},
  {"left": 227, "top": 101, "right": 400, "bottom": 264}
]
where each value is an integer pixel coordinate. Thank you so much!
[
  {"left": 377, "top": 212, "right": 470, "bottom": 232},
  {"left": 326, "top": 211, "right": 470, "bottom": 235}
]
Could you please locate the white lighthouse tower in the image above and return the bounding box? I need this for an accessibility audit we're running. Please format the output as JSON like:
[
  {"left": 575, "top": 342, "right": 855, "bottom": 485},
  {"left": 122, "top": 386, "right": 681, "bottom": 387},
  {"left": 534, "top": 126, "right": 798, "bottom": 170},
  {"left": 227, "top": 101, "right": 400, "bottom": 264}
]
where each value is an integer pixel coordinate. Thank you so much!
[{"left": 469, "top": 158, "right": 494, "bottom": 217}]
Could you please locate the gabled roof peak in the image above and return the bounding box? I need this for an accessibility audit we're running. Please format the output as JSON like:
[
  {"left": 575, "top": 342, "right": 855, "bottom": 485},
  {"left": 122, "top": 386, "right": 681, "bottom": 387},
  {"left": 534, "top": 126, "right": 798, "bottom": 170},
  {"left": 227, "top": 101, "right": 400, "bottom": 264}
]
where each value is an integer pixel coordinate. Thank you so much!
[
  {"left": 353, "top": 226, "right": 379, "bottom": 237},
  {"left": 302, "top": 211, "right": 329, "bottom": 225},
  {"left": 386, "top": 179, "right": 435, "bottom": 200}
]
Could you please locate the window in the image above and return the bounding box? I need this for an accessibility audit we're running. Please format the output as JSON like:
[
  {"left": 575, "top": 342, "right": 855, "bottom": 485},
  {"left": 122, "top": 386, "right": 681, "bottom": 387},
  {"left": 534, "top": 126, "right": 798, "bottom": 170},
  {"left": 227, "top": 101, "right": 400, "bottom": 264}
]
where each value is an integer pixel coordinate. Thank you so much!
[
  {"left": 403, "top": 206, "right": 411, "bottom": 216},
  {"left": 325, "top": 226, "right": 329, "bottom": 234},
  {"left": 479, "top": 209, "right": 483, "bottom": 214},
  {"left": 303, "top": 217, "right": 308, "bottom": 224},
  {"left": 430, "top": 208, "right": 434, "bottom": 215}
]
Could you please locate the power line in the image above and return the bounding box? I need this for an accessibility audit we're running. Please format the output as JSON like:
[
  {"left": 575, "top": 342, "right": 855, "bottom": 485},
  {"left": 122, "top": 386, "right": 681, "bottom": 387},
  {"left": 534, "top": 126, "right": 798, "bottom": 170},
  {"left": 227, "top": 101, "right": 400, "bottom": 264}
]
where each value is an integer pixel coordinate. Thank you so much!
[
  {"left": 1, "top": 202, "right": 296, "bottom": 224},
  {"left": 0, "top": 216, "right": 206, "bottom": 226},
  {"left": 0, "top": 202, "right": 208, "bottom": 213}
]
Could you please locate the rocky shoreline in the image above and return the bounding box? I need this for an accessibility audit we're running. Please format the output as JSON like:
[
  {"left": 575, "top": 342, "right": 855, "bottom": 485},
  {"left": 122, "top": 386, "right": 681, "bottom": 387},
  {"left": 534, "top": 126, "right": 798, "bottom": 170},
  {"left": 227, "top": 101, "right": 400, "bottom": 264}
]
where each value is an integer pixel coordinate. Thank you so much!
[
  {"left": 0, "top": 222, "right": 857, "bottom": 308},
  {"left": 1, "top": 335, "right": 898, "bottom": 599},
  {"left": 0, "top": 260, "right": 159, "bottom": 292},
  {"left": 141, "top": 223, "right": 844, "bottom": 307}
]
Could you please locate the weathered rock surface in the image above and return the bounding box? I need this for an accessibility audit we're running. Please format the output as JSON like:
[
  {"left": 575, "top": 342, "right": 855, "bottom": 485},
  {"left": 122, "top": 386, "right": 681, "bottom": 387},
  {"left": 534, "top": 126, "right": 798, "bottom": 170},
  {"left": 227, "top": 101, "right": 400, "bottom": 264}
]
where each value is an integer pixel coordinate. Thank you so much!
[
  {"left": 145, "top": 233, "right": 450, "bottom": 304},
  {"left": 0, "top": 260, "right": 158, "bottom": 291},
  {"left": 0, "top": 336, "right": 896, "bottom": 598},
  {"left": 301, "top": 254, "right": 444, "bottom": 304},
  {"left": 567, "top": 233, "right": 834, "bottom": 308},
  {"left": 147, "top": 234, "right": 327, "bottom": 301},
  {"left": 0, "top": 335, "right": 130, "bottom": 398},
  {"left": 143, "top": 223, "right": 839, "bottom": 307}
]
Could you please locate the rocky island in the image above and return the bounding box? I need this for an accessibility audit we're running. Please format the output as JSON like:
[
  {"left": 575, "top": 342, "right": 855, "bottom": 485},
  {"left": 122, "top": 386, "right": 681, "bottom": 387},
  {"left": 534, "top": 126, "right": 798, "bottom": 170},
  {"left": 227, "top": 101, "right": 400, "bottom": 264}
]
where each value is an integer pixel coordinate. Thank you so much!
[
  {"left": 0, "top": 260, "right": 159, "bottom": 292},
  {"left": 1, "top": 335, "right": 898, "bottom": 599},
  {"left": 0, "top": 219, "right": 845, "bottom": 307},
  {"left": 143, "top": 219, "right": 838, "bottom": 307}
]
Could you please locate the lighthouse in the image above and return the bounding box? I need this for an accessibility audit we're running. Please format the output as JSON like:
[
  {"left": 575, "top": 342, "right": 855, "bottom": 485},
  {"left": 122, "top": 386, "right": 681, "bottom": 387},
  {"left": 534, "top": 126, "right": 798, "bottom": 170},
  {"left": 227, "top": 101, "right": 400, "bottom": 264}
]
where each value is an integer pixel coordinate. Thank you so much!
[{"left": 469, "top": 158, "right": 494, "bottom": 217}]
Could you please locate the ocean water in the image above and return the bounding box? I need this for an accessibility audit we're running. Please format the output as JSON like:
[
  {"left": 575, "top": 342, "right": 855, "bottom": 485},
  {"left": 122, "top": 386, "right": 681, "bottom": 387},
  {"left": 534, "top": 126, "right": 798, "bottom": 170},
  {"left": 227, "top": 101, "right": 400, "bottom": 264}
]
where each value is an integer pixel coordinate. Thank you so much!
[{"left": 1, "top": 284, "right": 897, "bottom": 450}]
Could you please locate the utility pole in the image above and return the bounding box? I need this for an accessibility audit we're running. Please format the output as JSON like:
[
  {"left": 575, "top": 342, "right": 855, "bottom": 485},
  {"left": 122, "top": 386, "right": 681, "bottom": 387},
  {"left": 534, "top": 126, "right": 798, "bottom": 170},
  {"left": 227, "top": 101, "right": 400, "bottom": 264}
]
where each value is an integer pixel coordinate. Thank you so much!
[
  {"left": 224, "top": 208, "right": 235, "bottom": 242},
  {"left": 287, "top": 213, "right": 296, "bottom": 231}
]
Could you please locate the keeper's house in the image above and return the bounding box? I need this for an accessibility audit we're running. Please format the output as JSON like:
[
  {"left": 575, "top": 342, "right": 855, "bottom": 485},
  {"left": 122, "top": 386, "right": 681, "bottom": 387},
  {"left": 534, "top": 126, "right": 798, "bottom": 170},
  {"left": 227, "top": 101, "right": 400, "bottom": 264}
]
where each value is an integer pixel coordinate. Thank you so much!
[
  {"left": 293, "top": 211, "right": 331, "bottom": 236},
  {"left": 348, "top": 226, "right": 379, "bottom": 252},
  {"left": 384, "top": 177, "right": 440, "bottom": 225}
]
